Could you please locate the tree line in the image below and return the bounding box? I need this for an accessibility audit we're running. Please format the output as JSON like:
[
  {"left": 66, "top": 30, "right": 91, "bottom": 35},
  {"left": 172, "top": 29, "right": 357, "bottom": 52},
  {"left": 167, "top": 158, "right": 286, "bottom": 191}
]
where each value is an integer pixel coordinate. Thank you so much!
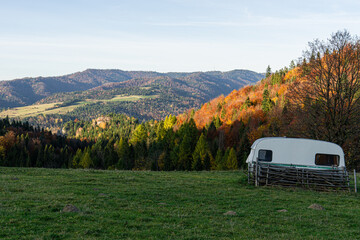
[{"left": 0, "top": 114, "right": 249, "bottom": 170}]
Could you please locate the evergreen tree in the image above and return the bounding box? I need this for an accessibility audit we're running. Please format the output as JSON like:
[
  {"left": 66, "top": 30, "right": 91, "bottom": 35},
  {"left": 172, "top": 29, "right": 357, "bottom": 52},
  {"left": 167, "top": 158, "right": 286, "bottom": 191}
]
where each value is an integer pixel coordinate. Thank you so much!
[
  {"left": 222, "top": 148, "right": 230, "bottom": 170},
  {"left": 203, "top": 153, "right": 211, "bottom": 171},
  {"left": 164, "top": 115, "right": 176, "bottom": 130},
  {"left": 79, "top": 148, "right": 93, "bottom": 169},
  {"left": 178, "top": 133, "right": 193, "bottom": 170},
  {"left": 115, "top": 138, "right": 130, "bottom": 169},
  {"left": 226, "top": 148, "right": 238, "bottom": 170},
  {"left": 244, "top": 97, "right": 251, "bottom": 109},
  {"left": 262, "top": 89, "right": 272, "bottom": 113},
  {"left": 71, "top": 149, "right": 82, "bottom": 168},
  {"left": 162, "top": 150, "right": 173, "bottom": 171},
  {"left": 0, "top": 145, "right": 5, "bottom": 165},
  {"left": 35, "top": 146, "right": 44, "bottom": 168},
  {"left": 169, "top": 144, "right": 179, "bottom": 170},
  {"left": 192, "top": 154, "right": 202, "bottom": 171},
  {"left": 214, "top": 149, "right": 224, "bottom": 170},
  {"left": 130, "top": 124, "right": 147, "bottom": 145},
  {"left": 134, "top": 140, "right": 147, "bottom": 170},
  {"left": 237, "top": 121, "right": 251, "bottom": 169},
  {"left": 91, "top": 141, "right": 105, "bottom": 168},
  {"left": 104, "top": 142, "right": 117, "bottom": 169},
  {"left": 266, "top": 65, "right": 272, "bottom": 78},
  {"left": 213, "top": 116, "right": 222, "bottom": 129},
  {"left": 192, "top": 133, "right": 208, "bottom": 171},
  {"left": 289, "top": 60, "right": 296, "bottom": 70}
]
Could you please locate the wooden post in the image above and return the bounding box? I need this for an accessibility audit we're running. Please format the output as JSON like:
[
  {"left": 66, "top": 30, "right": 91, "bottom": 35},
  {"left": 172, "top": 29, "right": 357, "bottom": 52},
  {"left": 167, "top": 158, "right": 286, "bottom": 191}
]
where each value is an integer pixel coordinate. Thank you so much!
[
  {"left": 255, "top": 159, "right": 258, "bottom": 187},
  {"left": 266, "top": 165, "right": 269, "bottom": 186},
  {"left": 354, "top": 169, "right": 357, "bottom": 193}
]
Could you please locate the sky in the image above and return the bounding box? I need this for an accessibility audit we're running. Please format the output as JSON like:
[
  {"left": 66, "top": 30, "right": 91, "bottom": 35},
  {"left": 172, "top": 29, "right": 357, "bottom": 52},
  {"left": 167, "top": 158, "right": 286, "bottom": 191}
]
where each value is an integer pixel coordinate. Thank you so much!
[{"left": 1, "top": 0, "right": 360, "bottom": 80}]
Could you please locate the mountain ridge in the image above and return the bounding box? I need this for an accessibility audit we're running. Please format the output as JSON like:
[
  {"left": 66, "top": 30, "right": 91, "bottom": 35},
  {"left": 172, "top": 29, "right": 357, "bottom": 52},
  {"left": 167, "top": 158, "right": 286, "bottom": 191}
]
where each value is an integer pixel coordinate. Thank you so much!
[{"left": 0, "top": 68, "right": 264, "bottom": 108}]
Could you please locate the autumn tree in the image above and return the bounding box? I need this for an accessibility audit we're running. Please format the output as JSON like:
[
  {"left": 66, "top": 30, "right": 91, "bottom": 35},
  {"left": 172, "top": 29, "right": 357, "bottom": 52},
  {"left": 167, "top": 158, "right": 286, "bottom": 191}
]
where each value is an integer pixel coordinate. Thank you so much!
[{"left": 290, "top": 30, "right": 360, "bottom": 147}]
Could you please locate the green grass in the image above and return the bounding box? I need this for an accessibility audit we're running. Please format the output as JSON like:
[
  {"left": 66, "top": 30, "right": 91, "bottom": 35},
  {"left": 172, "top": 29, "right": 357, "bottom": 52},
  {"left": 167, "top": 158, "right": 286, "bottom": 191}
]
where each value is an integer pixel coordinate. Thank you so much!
[
  {"left": 105, "top": 94, "right": 159, "bottom": 102},
  {"left": 0, "top": 95, "right": 158, "bottom": 118},
  {"left": 0, "top": 102, "right": 85, "bottom": 118},
  {"left": 0, "top": 168, "right": 359, "bottom": 239}
]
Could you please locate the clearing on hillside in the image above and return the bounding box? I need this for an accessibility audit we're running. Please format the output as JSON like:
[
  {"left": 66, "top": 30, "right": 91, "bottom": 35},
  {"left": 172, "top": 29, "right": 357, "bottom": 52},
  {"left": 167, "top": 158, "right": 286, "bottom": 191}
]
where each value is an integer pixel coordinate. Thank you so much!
[{"left": 0, "top": 94, "right": 158, "bottom": 119}]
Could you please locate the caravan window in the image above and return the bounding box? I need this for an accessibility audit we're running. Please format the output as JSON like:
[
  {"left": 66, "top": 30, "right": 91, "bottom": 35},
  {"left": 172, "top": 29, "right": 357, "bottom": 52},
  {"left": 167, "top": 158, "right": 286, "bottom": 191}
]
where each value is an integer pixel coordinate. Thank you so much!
[
  {"left": 258, "top": 149, "right": 272, "bottom": 162},
  {"left": 315, "top": 154, "right": 339, "bottom": 166}
]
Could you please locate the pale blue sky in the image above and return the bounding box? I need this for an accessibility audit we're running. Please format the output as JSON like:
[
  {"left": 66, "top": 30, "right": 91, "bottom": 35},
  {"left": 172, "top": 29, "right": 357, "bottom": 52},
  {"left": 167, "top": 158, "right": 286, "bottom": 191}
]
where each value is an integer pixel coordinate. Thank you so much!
[{"left": 1, "top": 0, "right": 360, "bottom": 80}]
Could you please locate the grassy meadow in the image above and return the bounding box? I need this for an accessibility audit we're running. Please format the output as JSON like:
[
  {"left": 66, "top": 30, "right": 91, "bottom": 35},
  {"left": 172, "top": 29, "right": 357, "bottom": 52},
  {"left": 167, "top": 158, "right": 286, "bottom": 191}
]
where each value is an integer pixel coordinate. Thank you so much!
[
  {"left": 0, "top": 95, "right": 158, "bottom": 119},
  {"left": 0, "top": 168, "right": 359, "bottom": 239}
]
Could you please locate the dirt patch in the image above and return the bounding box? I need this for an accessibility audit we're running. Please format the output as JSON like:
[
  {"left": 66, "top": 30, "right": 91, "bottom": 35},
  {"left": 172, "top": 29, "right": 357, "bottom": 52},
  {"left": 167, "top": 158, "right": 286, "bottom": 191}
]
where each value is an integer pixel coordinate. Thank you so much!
[
  {"left": 223, "top": 211, "right": 237, "bottom": 216},
  {"left": 308, "top": 204, "right": 325, "bottom": 210},
  {"left": 62, "top": 204, "right": 80, "bottom": 213}
]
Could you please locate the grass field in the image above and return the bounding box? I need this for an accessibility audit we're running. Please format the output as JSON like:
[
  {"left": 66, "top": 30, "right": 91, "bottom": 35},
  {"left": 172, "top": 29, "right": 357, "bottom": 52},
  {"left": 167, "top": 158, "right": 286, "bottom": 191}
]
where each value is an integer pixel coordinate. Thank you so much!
[
  {"left": 0, "top": 95, "right": 158, "bottom": 119},
  {"left": 0, "top": 103, "right": 79, "bottom": 118},
  {"left": 0, "top": 168, "right": 359, "bottom": 240}
]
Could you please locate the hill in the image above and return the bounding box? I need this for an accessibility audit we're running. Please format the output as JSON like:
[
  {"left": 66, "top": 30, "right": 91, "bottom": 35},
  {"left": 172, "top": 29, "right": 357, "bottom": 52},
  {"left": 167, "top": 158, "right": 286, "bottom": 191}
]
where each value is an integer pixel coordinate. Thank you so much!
[
  {"left": 0, "top": 69, "right": 263, "bottom": 108},
  {"left": 176, "top": 66, "right": 296, "bottom": 144}
]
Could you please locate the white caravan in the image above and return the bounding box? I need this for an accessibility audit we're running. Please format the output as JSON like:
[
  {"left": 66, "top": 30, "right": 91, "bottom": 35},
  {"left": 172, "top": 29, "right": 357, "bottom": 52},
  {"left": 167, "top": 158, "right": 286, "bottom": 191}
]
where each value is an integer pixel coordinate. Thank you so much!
[{"left": 246, "top": 137, "right": 346, "bottom": 170}]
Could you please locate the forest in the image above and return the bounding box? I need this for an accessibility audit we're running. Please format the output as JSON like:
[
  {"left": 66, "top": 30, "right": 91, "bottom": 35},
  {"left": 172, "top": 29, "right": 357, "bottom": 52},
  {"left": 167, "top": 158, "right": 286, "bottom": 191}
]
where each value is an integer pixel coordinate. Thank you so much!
[{"left": 0, "top": 30, "right": 359, "bottom": 171}]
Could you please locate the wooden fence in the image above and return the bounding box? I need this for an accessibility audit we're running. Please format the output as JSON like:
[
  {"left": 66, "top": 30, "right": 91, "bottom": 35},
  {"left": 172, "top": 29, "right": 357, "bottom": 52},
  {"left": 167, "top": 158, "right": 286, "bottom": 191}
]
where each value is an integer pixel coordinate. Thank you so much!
[{"left": 248, "top": 161, "right": 350, "bottom": 191}]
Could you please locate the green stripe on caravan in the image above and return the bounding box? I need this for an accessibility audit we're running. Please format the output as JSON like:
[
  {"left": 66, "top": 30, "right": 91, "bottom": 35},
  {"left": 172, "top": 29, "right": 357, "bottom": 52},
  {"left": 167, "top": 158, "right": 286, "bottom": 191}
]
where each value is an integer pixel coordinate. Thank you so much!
[{"left": 259, "top": 162, "right": 334, "bottom": 170}]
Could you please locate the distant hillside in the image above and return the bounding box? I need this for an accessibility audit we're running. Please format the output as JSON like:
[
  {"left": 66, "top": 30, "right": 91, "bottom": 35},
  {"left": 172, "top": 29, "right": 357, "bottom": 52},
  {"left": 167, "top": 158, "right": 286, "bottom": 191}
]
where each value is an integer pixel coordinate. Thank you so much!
[
  {"left": 0, "top": 69, "right": 263, "bottom": 109},
  {"left": 175, "top": 66, "right": 298, "bottom": 146}
]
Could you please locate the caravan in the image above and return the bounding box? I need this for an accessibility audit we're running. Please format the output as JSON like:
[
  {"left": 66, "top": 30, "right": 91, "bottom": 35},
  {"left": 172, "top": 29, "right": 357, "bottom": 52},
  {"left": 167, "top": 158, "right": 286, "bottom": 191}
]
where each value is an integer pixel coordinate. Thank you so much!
[{"left": 246, "top": 137, "right": 349, "bottom": 189}]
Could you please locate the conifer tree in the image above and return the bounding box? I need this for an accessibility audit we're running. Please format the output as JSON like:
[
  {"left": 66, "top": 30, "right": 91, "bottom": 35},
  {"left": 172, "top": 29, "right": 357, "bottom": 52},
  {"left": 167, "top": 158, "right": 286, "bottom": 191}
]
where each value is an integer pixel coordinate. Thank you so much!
[
  {"left": 178, "top": 133, "right": 193, "bottom": 170},
  {"left": 266, "top": 65, "right": 272, "bottom": 77},
  {"left": 104, "top": 142, "right": 117, "bottom": 169},
  {"left": 214, "top": 149, "right": 223, "bottom": 170},
  {"left": 214, "top": 116, "right": 222, "bottom": 129},
  {"left": 222, "top": 148, "right": 230, "bottom": 170},
  {"left": 262, "top": 89, "right": 271, "bottom": 113},
  {"left": 134, "top": 140, "right": 147, "bottom": 170},
  {"left": 79, "top": 148, "right": 93, "bottom": 168},
  {"left": 170, "top": 144, "right": 179, "bottom": 170},
  {"left": 203, "top": 153, "right": 211, "bottom": 171},
  {"left": 289, "top": 60, "right": 296, "bottom": 70},
  {"left": 226, "top": 148, "right": 238, "bottom": 170},
  {"left": 130, "top": 124, "right": 147, "bottom": 145},
  {"left": 71, "top": 149, "right": 82, "bottom": 168},
  {"left": 35, "top": 146, "right": 44, "bottom": 168},
  {"left": 115, "top": 138, "right": 129, "bottom": 169},
  {"left": 192, "top": 133, "right": 208, "bottom": 171}
]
